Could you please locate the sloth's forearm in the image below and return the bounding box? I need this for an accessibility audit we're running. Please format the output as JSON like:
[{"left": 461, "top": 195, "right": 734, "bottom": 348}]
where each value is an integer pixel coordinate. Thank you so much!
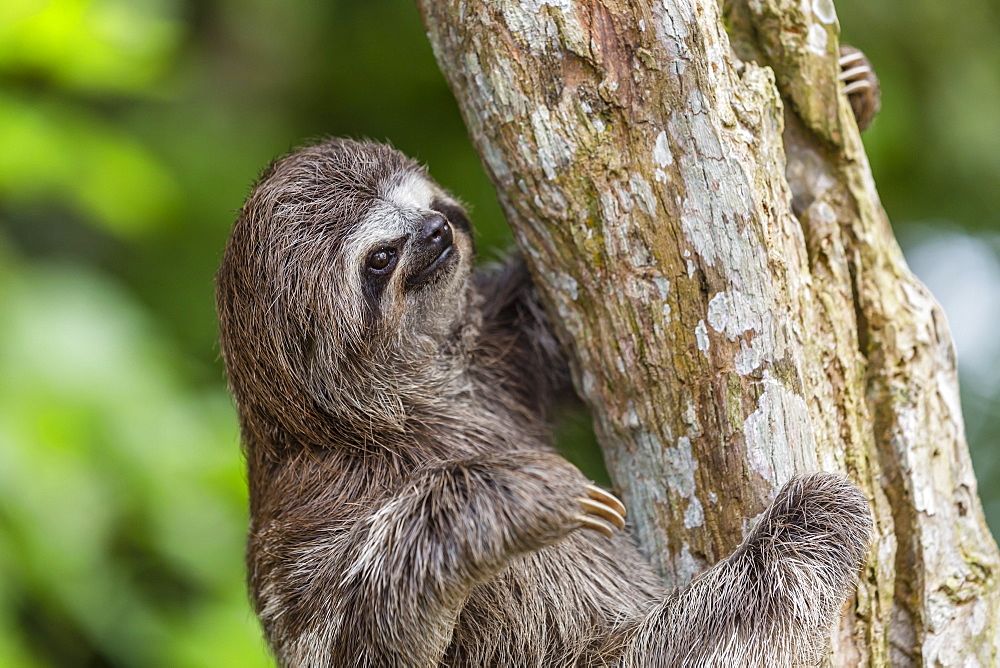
[{"left": 264, "top": 451, "right": 592, "bottom": 665}]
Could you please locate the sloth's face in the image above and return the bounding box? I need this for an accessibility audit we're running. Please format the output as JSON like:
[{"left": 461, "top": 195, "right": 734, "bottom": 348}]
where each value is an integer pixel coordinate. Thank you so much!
[
  {"left": 343, "top": 169, "right": 475, "bottom": 341},
  {"left": 223, "top": 140, "right": 478, "bottom": 388},
  {"left": 219, "top": 139, "right": 477, "bottom": 426}
]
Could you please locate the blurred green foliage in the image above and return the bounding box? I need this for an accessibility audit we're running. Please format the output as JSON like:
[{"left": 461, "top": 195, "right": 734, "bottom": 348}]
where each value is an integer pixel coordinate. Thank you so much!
[
  {"left": 0, "top": 0, "right": 997, "bottom": 665},
  {"left": 838, "top": 0, "right": 1000, "bottom": 232}
]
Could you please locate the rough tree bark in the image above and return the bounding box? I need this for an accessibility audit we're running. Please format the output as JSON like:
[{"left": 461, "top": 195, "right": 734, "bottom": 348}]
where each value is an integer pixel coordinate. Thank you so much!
[{"left": 418, "top": 0, "right": 999, "bottom": 664}]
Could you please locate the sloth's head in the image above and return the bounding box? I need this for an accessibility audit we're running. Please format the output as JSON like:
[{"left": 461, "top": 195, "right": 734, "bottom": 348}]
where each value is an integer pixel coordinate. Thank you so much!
[{"left": 217, "top": 139, "right": 477, "bottom": 441}]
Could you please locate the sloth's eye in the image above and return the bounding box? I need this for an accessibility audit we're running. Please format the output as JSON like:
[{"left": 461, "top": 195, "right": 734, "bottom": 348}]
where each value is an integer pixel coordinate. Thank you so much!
[{"left": 367, "top": 248, "right": 397, "bottom": 274}]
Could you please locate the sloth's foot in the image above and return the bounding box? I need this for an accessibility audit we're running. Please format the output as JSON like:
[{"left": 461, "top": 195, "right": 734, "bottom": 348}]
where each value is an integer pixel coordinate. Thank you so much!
[
  {"left": 576, "top": 484, "right": 627, "bottom": 538},
  {"left": 839, "top": 45, "right": 881, "bottom": 131}
]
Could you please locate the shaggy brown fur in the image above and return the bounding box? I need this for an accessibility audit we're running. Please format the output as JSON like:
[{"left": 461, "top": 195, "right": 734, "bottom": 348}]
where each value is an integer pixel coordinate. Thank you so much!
[{"left": 216, "top": 139, "right": 873, "bottom": 667}]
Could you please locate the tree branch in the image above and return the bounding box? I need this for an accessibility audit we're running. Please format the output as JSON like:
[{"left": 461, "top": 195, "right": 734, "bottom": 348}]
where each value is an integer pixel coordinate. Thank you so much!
[{"left": 419, "top": 0, "right": 1000, "bottom": 662}]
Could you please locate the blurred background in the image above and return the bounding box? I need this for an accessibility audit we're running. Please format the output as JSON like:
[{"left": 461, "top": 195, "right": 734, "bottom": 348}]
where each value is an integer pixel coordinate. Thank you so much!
[{"left": 0, "top": 0, "right": 996, "bottom": 665}]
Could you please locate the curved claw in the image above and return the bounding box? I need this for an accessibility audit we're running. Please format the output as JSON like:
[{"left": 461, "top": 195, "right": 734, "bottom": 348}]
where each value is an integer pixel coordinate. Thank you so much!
[
  {"left": 838, "top": 51, "right": 865, "bottom": 68},
  {"left": 579, "top": 498, "right": 626, "bottom": 530},
  {"left": 575, "top": 513, "right": 616, "bottom": 539},
  {"left": 842, "top": 80, "right": 873, "bottom": 95},
  {"left": 839, "top": 65, "right": 873, "bottom": 82},
  {"left": 585, "top": 484, "right": 627, "bottom": 518}
]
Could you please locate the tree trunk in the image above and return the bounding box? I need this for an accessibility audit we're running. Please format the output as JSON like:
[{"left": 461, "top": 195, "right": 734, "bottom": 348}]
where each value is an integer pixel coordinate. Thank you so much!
[{"left": 417, "top": 0, "right": 1000, "bottom": 663}]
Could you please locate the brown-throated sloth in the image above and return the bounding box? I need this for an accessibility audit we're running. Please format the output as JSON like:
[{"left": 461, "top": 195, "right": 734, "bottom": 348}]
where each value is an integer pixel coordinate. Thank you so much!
[{"left": 215, "top": 137, "right": 873, "bottom": 667}]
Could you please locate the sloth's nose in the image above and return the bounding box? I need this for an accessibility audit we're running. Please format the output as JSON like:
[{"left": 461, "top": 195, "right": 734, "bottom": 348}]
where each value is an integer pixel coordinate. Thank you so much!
[{"left": 421, "top": 213, "right": 453, "bottom": 250}]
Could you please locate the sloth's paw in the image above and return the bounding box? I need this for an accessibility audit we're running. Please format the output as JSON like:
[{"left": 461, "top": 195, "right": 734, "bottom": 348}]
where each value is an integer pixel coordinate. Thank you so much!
[{"left": 839, "top": 45, "right": 881, "bottom": 131}]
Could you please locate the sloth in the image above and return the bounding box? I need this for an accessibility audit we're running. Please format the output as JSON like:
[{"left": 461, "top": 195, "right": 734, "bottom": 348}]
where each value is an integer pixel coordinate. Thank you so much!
[{"left": 215, "top": 136, "right": 873, "bottom": 666}]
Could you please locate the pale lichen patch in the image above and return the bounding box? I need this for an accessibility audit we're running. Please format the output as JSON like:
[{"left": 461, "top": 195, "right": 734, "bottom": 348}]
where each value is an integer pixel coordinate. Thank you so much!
[
  {"left": 684, "top": 496, "right": 704, "bottom": 528},
  {"left": 682, "top": 397, "right": 701, "bottom": 434},
  {"left": 529, "top": 104, "right": 576, "bottom": 181},
  {"left": 707, "top": 292, "right": 730, "bottom": 334},
  {"left": 808, "top": 200, "right": 838, "bottom": 229},
  {"left": 811, "top": 0, "right": 837, "bottom": 25},
  {"left": 735, "top": 339, "right": 762, "bottom": 374},
  {"left": 655, "top": 0, "right": 692, "bottom": 41},
  {"left": 624, "top": 275, "right": 669, "bottom": 309},
  {"left": 651, "top": 276, "right": 673, "bottom": 320},
  {"left": 479, "top": 135, "right": 511, "bottom": 182},
  {"left": 598, "top": 189, "right": 621, "bottom": 223},
  {"left": 554, "top": 272, "right": 579, "bottom": 300},
  {"left": 706, "top": 290, "right": 778, "bottom": 370},
  {"left": 579, "top": 100, "right": 607, "bottom": 134},
  {"left": 615, "top": 184, "right": 634, "bottom": 213},
  {"left": 629, "top": 174, "right": 657, "bottom": 215},
  {"left": 615, "top": 355, "right": 626, "bottom": 373},
  {"left": 623, "top": 400, "right": 641, "bottom": 429},
  {"left": 463, "top": 52, "right": 494, "bottom": 116},
  {"left": 653, "top": 130, "right": 674, "bottom": 167},
  {"left": 665, "top": 436, "right": 697, "bottom": 498},
  {"left": 743, "top": 371, "right": 817, "bottom": 485},
  {"left": 695, "top": 320, "right": 710, "bottom": 353},
  {"left": 674, "top": 544, "right": 705, "bottom": 586},
  {"left": 672, "top": 91, "right": 759, "bottom": 273},
  {"left": 580, "top": 369, "right": 596, "bottom": 397},
  {"left": 806, "top": 23, "right": 828, "bottom": 57},
  {"left": 652, "top": 276, "right": 670, "bottom": 300},
  {"left": 501, "top": 1, "right": 566, "bottom": 55},
  {"left": 746, "top": 431, "right": 776, "bottom": 484}
]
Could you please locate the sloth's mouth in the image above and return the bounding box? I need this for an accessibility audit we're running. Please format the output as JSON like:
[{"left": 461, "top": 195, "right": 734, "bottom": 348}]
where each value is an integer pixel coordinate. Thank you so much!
[{"left": 405, "top": 244, "right": 457, "bottom": 290}]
